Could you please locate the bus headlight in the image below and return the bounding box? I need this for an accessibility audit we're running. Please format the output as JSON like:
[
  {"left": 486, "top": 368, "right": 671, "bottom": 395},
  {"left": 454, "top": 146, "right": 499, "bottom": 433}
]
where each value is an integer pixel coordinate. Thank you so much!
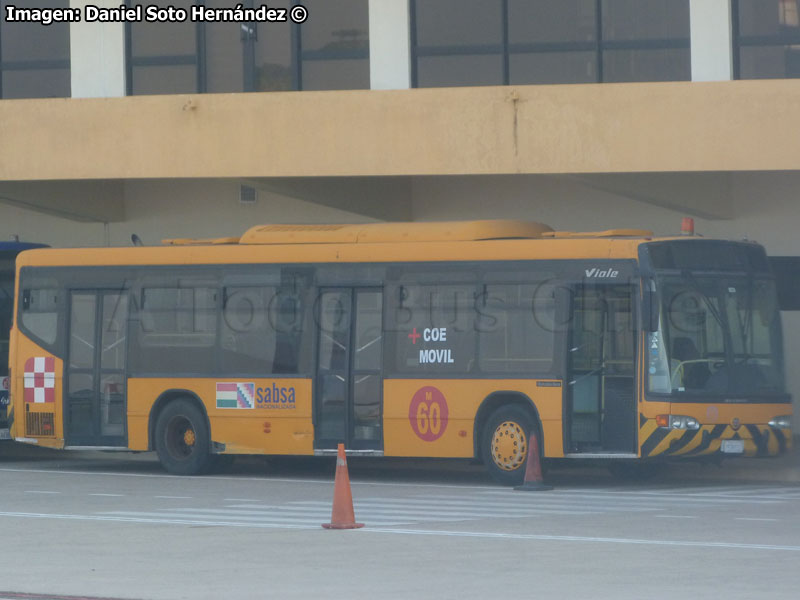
[
  {"left": 768, "top": 416, "right": 792, "bottom": 429},
  {"left": 657, "top": 414, "right": 701, "bottom": 430}
]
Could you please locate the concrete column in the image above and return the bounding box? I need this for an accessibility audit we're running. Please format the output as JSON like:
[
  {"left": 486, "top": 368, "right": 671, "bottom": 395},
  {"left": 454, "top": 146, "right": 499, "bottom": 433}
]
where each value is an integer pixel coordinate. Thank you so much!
[
  {"left": 690, "top": 0, "right": 733, "bottom": 81},
  {"left": 70, "top": 0, "right": 126, "bottom": 98},
  {"left": 368, "top": 0, "right": 411, "bottom": 89}
]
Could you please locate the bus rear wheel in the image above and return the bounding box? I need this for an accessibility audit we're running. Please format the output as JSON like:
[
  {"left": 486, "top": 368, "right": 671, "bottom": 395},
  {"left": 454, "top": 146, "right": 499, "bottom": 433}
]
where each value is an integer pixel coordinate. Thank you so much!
[
  {"left": 154, "top": 399, "right": 211, "bottom": 475},
  {"left": 481, "top": 406, "right": 537, "bottom": 486}
]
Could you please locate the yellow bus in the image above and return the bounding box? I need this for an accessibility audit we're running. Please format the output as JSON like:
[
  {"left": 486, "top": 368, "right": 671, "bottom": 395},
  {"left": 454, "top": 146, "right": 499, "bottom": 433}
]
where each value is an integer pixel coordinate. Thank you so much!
[{"left": 7, "top": 220, "right": 792, "bottom": 483}]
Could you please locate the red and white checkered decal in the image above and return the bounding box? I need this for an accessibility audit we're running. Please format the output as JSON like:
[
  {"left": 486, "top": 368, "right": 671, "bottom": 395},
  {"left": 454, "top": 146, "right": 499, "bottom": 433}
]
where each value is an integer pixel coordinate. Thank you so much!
[{"left": 24, "top": 357, "right": 55, "bottom": 404}]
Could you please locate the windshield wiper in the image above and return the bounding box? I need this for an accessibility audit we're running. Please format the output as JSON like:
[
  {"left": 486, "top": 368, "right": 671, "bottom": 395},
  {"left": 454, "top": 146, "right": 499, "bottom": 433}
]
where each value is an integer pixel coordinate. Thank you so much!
[
  {"left": 736, "top": 278, "right": 755, "bottom": 363},
  {"left": 682, "top": 271, "right": 725, "bottom": 330}
]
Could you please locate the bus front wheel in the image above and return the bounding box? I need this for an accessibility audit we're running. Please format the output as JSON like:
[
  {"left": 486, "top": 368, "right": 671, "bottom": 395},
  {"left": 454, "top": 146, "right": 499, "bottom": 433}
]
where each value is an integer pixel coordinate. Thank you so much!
[
  {"left": 154, "top": 399, "right": 211, "bottom": 475},
  {"left": 481, "top": 406, "right": 538, "bottom": 486}
]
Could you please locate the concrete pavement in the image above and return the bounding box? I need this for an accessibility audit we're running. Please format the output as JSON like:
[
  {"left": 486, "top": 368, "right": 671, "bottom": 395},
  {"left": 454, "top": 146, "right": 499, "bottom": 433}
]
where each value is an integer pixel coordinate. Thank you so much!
[
  {"left": 672, "top": 438, "right": 799, "bottom": 483},
  {"left": 2, "top": 436, "right": 798, "bottom": 484}
]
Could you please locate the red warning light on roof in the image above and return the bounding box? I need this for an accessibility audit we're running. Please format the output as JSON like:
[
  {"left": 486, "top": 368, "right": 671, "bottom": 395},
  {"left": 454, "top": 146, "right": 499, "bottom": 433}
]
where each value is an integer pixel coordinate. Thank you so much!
[{"left": 681, "top": 217, "right": 694, "bottom": 236}]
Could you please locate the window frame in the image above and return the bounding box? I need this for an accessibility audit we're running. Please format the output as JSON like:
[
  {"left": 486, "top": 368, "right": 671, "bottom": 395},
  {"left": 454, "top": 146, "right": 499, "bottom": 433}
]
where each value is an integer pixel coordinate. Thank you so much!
[
  {"left": 0, "top": 0, "right": 71, "bottom": 99},
  {"left": 125, "top": 0, "right": 203, "bottom": 95},
  {"left": 732, "top": 0, "right": 800, "bottom": 79},
  {"left": 410, "top": 0, "right": 690, "bottom": 87},
  {"left": 125, "top": 0, "right": 369, "bottom": 95}
]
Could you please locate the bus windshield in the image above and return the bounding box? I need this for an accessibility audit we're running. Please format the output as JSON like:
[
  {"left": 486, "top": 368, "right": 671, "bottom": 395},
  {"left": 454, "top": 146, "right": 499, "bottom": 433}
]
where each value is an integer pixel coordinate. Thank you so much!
[{"left": 648, "top": 273, "right": 784, "bottom": 397}]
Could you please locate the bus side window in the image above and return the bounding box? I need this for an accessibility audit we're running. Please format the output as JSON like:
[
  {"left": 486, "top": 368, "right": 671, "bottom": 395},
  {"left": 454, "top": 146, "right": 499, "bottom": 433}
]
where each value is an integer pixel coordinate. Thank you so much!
[
  {"left": 221, "top": 286, "right": 276, "bottom": 373},
  {"left": 477, "top": 283, "right": 555, "bottom": 374},
  {"left": 271, "top": 294, "right": 304, "bottom": 374},
  {"left": 387, "top": 282, "right": 477, "bottom": 373},
  {"left": 21, "top": 288, "right": 60, "bottom": 346},
  {"left": 130, "top": 285, "right": 217, "bottom": 374},
  {"left": 219, "top": 286, "right": 306, "bottom": 375}
]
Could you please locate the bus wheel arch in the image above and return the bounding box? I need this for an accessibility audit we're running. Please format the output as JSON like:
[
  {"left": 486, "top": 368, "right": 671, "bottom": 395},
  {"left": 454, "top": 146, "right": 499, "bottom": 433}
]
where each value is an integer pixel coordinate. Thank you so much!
[
  {"left": 150, "top": 391, "right": 212, "bottom": 475},
  {"left": 475, "top": 392, "right": 542, "bottom": 486}
]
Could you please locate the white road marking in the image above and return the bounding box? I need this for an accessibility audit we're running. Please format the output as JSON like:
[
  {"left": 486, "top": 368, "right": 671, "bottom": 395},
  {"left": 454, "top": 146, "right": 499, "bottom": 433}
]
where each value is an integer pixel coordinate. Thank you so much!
[
  {"left": 89, "top": 493, "right": 125, "bottom": 497},
  {"left": 343, "top": 496, "right": 662, "bottom": 512},
  {"left": 0, "top": 467, "right": 496, "bottom": 490},
  {"left": 644, "top": 491, "right": 799, "bottom": 500},
  {"left": 545, "top": 490, "right": 782, "bottom": 505},
  {"left": 283, "top": 500, "right": 599, "bottom": 516},
  {"left": 0, "top": 510, "right": 317, "bottom": 530},
  {"left": 7, "top": 483, "right": 796, "bottom": 530},
  {"left": 359, "top": 528, "right": 800, "bottom": 552},
  {"left": 0, "top": 511, "right": 798, "bottom": 552},
  {"left": 3, "top": 465, "right": 798, "bottom": 497},
  {"left": 104, "top": 510, "right": 410, "bottom": 527},
  {"left": 4, "top": 468, "right": 797, "bottom": 534},
  {"left": 99, "top": 485, "right": 789, "bottom": 529},
  {"left": 235, "top": 505, "right": 594, "bottom": 518}
]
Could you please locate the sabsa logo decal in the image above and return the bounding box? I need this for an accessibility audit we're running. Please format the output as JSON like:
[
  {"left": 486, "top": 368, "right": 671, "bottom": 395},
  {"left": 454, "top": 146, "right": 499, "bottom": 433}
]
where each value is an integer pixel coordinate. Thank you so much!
[
  {"left": 585, "top": 268, "right": 619, "bottom": 279},
  {"left": 256, "top": 383, "right": 296, "bottom": 408}
]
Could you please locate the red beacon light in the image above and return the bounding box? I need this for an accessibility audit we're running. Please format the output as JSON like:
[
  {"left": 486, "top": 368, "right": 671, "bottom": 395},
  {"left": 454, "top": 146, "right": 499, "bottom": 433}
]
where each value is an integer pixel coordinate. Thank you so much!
[{"left": 680, "top": 217, "right": 695, "bottom": 236}]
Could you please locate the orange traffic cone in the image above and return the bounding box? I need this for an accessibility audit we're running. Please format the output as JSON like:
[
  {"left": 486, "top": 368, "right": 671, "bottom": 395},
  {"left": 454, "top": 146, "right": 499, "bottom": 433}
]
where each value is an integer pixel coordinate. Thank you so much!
[
  {"left": 514, "top": 432, "right": 553, "bottom": 491},
  {"left": 322, "top": 443, "right": 364, "bottom": 529}
]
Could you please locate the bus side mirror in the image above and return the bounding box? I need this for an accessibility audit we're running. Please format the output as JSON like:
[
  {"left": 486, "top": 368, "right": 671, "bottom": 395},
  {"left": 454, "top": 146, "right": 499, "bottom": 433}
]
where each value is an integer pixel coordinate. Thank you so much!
[{"left": 641, "top": 280, "right": 659, "bottom": 332}]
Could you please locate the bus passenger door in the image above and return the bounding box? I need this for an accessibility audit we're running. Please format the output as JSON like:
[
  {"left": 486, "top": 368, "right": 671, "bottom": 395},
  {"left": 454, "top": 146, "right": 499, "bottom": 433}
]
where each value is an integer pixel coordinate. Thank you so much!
[
  {"left": 314, "top": 288, "right": 383, "bottom": 452},
  {"left": 565, "top": 284, "right": 636, "bottom": 455},
  {"left": 64, "top": 291, "right": 128, "bottom": 447}
]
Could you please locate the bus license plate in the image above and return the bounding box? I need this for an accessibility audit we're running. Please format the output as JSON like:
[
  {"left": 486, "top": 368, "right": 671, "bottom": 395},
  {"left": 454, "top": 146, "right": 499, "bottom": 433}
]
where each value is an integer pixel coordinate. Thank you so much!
[
  {"left": 0, "top": 429, "right": 10, "bottom": 440},
  {"left": 721, "top": 440, "right": 744, "bottom": 454}
]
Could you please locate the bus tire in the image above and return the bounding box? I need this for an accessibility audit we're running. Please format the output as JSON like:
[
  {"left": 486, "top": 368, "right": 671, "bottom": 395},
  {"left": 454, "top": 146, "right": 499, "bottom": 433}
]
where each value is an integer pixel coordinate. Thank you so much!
[
  {"left": 154, "top": 399, "right": 211, "bottom": 475},
  {"left": 481, "top": 405, "right": 537, "bottom": 486}
]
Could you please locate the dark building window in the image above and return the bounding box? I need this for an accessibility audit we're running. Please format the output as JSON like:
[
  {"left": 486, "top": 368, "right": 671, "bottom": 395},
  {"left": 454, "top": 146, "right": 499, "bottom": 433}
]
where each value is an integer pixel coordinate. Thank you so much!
[
  {"left": 734, "top": 0, "right": 800, "bottom": 79},
  {"left": 127, "top": 0, "right": 200, "bottom": 95},
  {"left": 412, "top": 0, "right": 690, "bottom": 87},
  {"left": 202, "top": 1, "right": 247, "bottom": 92},
  {"left": 0, "top": 0, "right": 71, "bottom": 99},
  {"left": 508, "top": 1, "right": 598, "bottom": 85},
  {"left": 414, "top": 0, "right": 505, "bottom": 87},
  {"left": 201, "top": 0, "right": 295, "bottom": 93},
  {"left": 600, "top": 0, "right": 691, "bottom": 83},
  {"left": 299, "top": 0, "right": 370, "bottom": 91},
  {"left": 127, "top": 0, "right": 368, "bottom": 95}
]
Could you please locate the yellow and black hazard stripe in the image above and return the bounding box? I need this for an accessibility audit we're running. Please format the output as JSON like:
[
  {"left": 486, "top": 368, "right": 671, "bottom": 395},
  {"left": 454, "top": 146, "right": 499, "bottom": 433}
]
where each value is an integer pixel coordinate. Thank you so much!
[{"left": 640, "top": 417, "right": 791, "bottom": 458}]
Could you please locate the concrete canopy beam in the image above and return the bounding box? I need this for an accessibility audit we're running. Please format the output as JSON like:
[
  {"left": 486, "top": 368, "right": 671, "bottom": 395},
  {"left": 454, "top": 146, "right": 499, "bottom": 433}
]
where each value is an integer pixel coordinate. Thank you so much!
[
  {"left": 0, "top": 180, "right": 125, "bottom": 222},
  {"left": 246, "top": 177, "right": 412, "bottom": 222},
  {"left": 566, "top": 172, "right": 735, "bottom": 220},
  {"left": 4, "top": 81, "right": 800, "bottom": 180}
]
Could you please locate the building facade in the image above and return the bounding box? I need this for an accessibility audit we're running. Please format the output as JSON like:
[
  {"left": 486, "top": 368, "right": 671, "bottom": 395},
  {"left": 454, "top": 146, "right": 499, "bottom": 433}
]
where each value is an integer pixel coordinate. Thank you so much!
[{"left": 1, "top": 0, "right": 800, "bottom": 429}]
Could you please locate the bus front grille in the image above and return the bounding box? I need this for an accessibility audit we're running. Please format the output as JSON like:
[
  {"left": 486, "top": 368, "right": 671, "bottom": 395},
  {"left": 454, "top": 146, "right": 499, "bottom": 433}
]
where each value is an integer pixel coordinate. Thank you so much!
[{"left": 26, "top": 412, "right": 55, "bottom": 437}]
